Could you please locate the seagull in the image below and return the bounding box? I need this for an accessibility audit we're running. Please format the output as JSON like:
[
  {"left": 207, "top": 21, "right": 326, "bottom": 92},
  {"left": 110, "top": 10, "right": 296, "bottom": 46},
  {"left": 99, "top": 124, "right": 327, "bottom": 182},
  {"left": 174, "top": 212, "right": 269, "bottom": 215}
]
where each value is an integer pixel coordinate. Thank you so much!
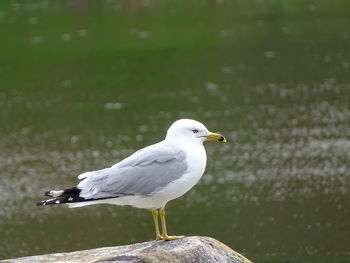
[{"left": 37, "top": 119, "right": 226, "bottom": 240}]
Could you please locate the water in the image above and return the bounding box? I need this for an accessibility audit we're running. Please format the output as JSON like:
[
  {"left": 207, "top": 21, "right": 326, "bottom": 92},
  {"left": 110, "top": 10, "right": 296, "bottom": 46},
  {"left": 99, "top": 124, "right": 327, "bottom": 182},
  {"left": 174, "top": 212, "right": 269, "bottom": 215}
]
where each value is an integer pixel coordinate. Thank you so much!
[{"left": 0, "top": 1, "right": 350, "bottom": 262}]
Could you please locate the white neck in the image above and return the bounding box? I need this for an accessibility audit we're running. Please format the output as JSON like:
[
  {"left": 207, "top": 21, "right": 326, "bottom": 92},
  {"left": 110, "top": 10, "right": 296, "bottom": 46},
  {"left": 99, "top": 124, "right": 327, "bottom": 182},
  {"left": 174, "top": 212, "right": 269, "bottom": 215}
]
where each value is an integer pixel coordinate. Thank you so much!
[{"left": 164, "top": 135, "right": 205, "bottom": 148}]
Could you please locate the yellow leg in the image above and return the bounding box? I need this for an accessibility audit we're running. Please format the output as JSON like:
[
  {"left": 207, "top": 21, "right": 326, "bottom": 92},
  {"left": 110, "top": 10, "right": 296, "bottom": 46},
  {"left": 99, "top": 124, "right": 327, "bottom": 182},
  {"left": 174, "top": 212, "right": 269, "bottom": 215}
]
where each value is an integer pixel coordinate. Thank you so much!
[
  {"left": 151, "top": 209, "right": 162, "bottom": 240},
  {"left": 159, "top": 208, "right": 184, "bottom": 240}
]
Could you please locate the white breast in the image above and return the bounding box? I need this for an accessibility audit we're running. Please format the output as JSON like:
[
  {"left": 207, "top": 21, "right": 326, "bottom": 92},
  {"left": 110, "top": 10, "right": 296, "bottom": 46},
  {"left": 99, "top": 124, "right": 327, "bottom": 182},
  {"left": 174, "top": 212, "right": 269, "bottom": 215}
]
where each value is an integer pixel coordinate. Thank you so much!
[{"left": 151, "top": 143, "right": 207, "bottom": 206}]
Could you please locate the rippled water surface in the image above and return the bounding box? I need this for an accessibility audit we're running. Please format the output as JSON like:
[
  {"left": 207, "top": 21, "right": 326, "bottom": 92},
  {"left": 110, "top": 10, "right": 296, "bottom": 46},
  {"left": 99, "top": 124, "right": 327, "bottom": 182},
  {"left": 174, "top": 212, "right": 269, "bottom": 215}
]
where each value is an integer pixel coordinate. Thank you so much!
[{"left": 1, "top": 1, "right": 350, "bottom": 262}]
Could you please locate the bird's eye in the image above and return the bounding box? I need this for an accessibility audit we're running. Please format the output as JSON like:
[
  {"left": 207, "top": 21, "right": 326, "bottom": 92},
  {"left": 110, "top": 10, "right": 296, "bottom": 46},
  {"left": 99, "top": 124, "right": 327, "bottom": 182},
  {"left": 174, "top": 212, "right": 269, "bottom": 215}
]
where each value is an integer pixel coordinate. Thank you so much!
[{"left": 192, "top": 129, "right": 199, "bottom": 134}]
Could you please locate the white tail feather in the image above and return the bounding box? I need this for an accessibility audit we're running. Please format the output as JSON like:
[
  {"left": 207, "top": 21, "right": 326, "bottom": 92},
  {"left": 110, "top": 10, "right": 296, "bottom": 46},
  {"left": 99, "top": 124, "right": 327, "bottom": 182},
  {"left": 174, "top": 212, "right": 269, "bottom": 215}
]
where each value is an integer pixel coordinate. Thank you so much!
[{"left": 49, "top": 190, "right": 64, "bottom": 197}]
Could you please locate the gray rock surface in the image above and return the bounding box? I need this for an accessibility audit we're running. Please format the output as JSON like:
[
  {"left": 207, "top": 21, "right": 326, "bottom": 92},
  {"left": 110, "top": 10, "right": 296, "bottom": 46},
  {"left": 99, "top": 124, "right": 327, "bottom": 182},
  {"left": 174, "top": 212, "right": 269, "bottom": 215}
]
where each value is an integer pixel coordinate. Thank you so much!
[{"left": 1, "top": 236, "right": 253, "bottom": 263}]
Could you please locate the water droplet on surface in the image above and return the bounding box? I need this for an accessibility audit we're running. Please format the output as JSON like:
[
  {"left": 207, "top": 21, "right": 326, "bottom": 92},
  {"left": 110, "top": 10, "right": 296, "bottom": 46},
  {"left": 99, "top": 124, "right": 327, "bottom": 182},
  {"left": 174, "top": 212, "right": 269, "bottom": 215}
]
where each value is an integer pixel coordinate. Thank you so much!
[
  {"left": 205, "top": 82, "right": 219, "bottom": 95},
  {"left": 138, "top": 31, "right": 150, "bottom": 39},
  {"left": 70, "top": 136, "right": 79, "bottom": 144},
  {"left": 342, "top": 32, "right": 349, "bottom": 39},
  {"left": 323, "top": 55, "right": 331, "bottom": 63},
  {"left": 191, "top": 96, "right": 199, "bottom": 103},
  {"left": 78, "top": 29, "right": 88, "bottom": 37},
  {"left": 31, "top": 36, "right": 44, "bottom": 44},
  {"left": 62, "top": 33, "right": 71, "bottom": 41},
  {"left": 219, "top": 29, "right": 232, "bottom": 37},
  {"left": 104, "top": 102, "right": 123, "bottom": 110},
  {"left": 138, "top": 125, "right": 148, "bottom": 132},
  {"left": 256, "top": 20, "right": 264, "bottom": 27},
  {"left": 281, "top": 26, "right": 289, "bottom": 33},
  {"left": 265, "top": 51, "right": 275, "bottom": 58},
  {"left": 62, "top": 80, "right": 72, "bottom": 87},
  {"left": 308, "top": 4, "right": 316, "bottom": 12},
  {"left": 222, "top": 66, "right": 233, "bottom": 73}
]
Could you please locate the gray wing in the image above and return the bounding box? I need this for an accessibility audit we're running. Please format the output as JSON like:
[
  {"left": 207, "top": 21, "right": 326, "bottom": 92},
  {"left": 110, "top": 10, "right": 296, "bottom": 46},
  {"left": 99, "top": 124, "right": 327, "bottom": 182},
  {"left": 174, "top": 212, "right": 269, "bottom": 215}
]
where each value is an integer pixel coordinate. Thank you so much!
[{"left": 77, "top": 142, "right": 187, "bottom": 199}]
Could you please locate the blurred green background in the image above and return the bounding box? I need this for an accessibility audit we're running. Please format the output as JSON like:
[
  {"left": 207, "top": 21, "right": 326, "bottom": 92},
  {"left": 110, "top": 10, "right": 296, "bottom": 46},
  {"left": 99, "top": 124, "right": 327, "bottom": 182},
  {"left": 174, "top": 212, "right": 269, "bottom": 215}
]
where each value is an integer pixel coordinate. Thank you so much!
[{"left": 1, "top": 0, "right": 350, "bottom": 262}]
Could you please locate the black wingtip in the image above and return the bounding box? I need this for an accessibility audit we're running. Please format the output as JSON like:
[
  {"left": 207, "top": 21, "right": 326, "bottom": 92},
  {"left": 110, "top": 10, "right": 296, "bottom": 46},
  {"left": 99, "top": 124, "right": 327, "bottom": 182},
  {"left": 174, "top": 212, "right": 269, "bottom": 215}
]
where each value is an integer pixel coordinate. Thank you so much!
[
  {"left": 36, "top": 198, "right": 62, "bottom": 206},
  {"left": 36, "top": 200, "right": 49, "bottom": 206},
  {"left": 37, "top": 186, "right": 115, "bottom": 206}
]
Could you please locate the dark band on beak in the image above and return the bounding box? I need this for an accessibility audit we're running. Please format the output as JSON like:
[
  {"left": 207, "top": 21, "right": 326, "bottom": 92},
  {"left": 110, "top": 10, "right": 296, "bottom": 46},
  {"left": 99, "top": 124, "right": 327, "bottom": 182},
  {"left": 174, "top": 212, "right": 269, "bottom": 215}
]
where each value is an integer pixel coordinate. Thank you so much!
[{"left": 205, "top": 132, "right": 227, "bottom": 142}]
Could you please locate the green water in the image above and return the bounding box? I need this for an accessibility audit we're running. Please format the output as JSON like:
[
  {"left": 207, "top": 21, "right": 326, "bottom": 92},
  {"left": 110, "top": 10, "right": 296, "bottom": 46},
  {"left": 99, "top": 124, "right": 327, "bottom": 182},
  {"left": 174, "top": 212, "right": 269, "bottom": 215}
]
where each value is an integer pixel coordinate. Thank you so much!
[{"left": 1, "top": 1, "right": 350, "bottom": 262}]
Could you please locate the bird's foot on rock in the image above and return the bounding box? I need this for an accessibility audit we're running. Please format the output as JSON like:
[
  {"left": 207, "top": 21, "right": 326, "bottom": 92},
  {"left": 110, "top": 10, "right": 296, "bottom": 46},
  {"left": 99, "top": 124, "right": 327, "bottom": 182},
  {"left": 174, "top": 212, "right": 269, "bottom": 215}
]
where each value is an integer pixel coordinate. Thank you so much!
[{"left": 161, "top": 235, "right": 185, "bottom": 241}]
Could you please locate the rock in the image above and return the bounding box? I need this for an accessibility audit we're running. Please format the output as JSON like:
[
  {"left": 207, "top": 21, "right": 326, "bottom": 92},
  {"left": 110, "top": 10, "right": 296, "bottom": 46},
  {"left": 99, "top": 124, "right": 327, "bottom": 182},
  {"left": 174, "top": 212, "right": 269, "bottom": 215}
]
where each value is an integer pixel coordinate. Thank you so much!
[{"left": 1, "top": 236, "right": 253, "bottom": 263}]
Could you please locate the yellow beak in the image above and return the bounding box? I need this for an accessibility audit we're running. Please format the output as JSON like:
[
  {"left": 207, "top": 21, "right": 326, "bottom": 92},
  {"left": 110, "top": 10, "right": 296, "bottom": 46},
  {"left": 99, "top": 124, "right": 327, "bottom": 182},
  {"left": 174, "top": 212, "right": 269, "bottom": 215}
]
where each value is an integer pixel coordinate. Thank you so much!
[{"left": 205, "top": 132, "right": 227, "bottom": 142}]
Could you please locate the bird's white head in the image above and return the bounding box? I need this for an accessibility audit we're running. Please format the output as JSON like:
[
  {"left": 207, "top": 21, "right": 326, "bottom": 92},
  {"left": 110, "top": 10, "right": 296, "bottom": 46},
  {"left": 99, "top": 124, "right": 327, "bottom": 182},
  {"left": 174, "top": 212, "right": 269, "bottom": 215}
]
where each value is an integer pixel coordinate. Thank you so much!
[{"left": 165, "top": 119, "right": 227, "bottom": 145}]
